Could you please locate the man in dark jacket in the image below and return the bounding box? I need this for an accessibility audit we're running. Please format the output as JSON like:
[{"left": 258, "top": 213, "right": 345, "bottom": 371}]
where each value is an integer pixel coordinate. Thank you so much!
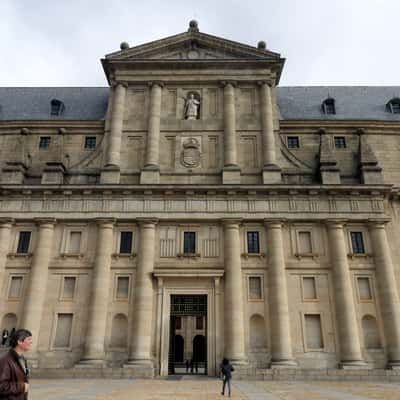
[
  {"left": 0, "top": 329, "right": 31, "bottom": 400},
  {"left": 220, "top": 358, "right": 234, "bottom": 397}
]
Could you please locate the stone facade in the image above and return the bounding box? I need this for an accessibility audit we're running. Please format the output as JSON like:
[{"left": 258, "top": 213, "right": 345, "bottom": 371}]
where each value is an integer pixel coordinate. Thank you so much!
[{"left": 1, "top": 21, "right": 400, "bottom": 378}]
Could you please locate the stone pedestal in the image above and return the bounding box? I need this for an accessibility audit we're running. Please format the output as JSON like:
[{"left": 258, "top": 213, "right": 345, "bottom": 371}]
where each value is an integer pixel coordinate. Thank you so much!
[
  {"left": 320, "top": 166, "right": 341, "bottom": 184},
  {"left": 222, "top": 166, "right": 241, "bottom": 184},
  {"left": 41, "top": 162, "right": 65, "bottom": 184},
  {"left": 140, "top": 166, "right": 160, "bottom": 184},
  {"left": 100, "top": 166, "right": 120, "bottom": 184},
  {"left": 2, "top": 162, "right": 27, "bottom": 184},
  {"left": 262, "top": 165, "right": 282, "bottom": 184}
]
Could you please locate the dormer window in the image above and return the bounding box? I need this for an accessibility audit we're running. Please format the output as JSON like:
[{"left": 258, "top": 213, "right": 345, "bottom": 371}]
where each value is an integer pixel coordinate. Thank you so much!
[
  {"left": 50, "top": 99, "right": 65, "bottom": 116},
  {"left": 386, "top": 98, "right": 400, "bottom": 114},
  {"left": 322, "top": 98, "right": 336, "bottom": 115}
]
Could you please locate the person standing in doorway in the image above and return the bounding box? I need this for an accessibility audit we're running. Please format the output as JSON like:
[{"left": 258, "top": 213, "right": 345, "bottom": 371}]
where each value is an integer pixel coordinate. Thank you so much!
[
  {"left": 220, "top": 358, "right": 234, "bottom": 397},
  {"left": 1, "top": 330, "right": 8, "bottom": 347},
  {"left": 0, "top": 329, "right": 31, "bottom": 399}
]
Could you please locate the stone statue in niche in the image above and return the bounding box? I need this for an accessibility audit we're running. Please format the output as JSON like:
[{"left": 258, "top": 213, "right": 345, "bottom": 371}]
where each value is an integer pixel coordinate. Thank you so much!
[
  {"left": 183, "top": 93, "right": 201, "bottom": 120},
  {"left": 181, "top": 137, "right": 201, "bottom": 168}
]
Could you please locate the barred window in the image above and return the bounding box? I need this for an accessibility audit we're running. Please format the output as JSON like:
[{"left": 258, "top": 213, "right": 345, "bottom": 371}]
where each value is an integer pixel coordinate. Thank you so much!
[
  {"left": 84, "top": 136, "right": 97, "bottom": 150},
  {"left": 39, "top": 136, "right": 51, "bottom": 149},
  {"left": 196, "top": 316, "right": 203, "bottom": 330},
  {"left": 175, "top": 317, "right": 182, "bottom": 330},
  {"left": 287, "top": 136, "right": 299, "bottom": 149},
  {"left": 247, "top": 231, "right": 260, "bottom": 254},
  {"left": 334, "top": 136, "right": 346, "bottom": 149},
  {"left": 183, "top": 232, "right": 196, "bottom": 254},
  {"left": 351, "top": 232, "right": 365, "bottom": 254}
]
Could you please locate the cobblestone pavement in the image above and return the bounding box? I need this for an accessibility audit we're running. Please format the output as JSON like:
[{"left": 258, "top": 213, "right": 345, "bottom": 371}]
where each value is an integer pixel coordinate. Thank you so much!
[{"left": 29, "top": 378, "right": 400, "bottom": 400}]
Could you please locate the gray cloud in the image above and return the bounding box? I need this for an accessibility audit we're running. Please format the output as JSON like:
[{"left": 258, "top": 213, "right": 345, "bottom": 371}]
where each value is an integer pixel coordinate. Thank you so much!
[{"left": 1, "top": 0, "right": 399, "bottom": 86}]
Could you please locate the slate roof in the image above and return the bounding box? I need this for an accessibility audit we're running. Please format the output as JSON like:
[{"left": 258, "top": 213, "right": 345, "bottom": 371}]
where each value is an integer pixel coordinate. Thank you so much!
[{"left": 0, "top": 86, "right": 400, "bottom": 122}]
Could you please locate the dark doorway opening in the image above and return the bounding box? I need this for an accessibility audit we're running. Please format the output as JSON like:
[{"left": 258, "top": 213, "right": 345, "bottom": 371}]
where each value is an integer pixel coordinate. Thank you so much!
[{"left": 168, "top": 294, "right": 207, "bottom": 375}]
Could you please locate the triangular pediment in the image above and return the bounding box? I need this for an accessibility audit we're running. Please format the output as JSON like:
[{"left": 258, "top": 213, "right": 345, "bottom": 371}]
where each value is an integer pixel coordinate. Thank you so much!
[{"left": 105, "top": 29, "right": 282, "bottom": 62}]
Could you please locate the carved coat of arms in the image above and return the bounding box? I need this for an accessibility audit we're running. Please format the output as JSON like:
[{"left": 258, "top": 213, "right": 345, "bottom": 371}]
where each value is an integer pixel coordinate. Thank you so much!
[{"left": 181, "top": 138, "right": 201, "bottom": 168}]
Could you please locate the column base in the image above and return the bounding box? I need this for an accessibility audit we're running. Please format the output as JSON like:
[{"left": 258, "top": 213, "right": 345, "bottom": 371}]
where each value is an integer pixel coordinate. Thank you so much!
[
  {"left": 222, "top": 166, "right": 241, "bottom": 184},
  {"left": 75, "top": 359, "right": 105, "bottom": 368},
  {"left": 387, "top": 361, "right": 400, "bottom": 370},
  {"left": 338, "top": 361, "right": 371, "bottom": 369},
  {"left": 270, "top": 360, "right": 297, "bottom": 369},
  {"left": 100, "top": 165, "right": 120, "bottom": 184},
  {"left": 41, "top": 162, "right": 65, "bottom": 184},
  {"left": 140, "top": 166, "right": 160, "bottom": 184},
  {"left": 262, "top": 164, "right": 281, "bottom": 184},
  {"left": 123, "top": 359, "right": 155, "bottom": 377}
]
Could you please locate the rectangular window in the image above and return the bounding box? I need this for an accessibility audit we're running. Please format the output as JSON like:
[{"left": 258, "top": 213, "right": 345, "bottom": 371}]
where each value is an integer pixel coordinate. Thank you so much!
[
  {"left": 116, "top": 276, "right": 129, "bottom": 299},
  {"left": 62, "top": 277, "right": 76, "bottom": 299},
  {"left": 84, "top": 136, "right": 97, "bottom": 150},
  {"left": 249, "top": 276, "right": 262, "bottom": 300},
  {"left": 196, "top": 316, "right": 203, "bottom": 330},
  {"left": 175, "top": 317, "right": 182, "bottom": 330},
  {"left": 16, "top": 231, "right": 31, "bottom": 254},
  {"left": 302, "top": 277, "right": 317, "bottom": 300},
  {"left": 299, "top": 231, "right": 312, "bottom": 253},
  {"left": 8, "top": 276, "right": 23, "bottom": 299},
  {"left": 119, "top": 232, "right": 133, "bottom": 254},
  {"left": 357, "top": 277, "right": 372, "bottom": 300},
  {"left": 68, "top": 231, "right": 81, "bottom": 253},
  {"left": 39, "top": 136, "right": 51, "bottom": 149},
  {"left": 334, "top": 136, "right": 346, "bottom": 149},
  {"left": 183, "top": 232, "right": 196, "bottom": 254},
  {"left": 351, "top": 231, "right": 365, "bottom": 254},
  {"left": 287, "top": 136, "right": 299, "bottom": 149},
  {"left": 53, "top": 313, "right": 73, "bottom": 348},
  {"left": 305, "top": 314, "right": 323, "bottom": 349},
  {"left": 247, "top": 231, "right": 260, "bottom": 254}
]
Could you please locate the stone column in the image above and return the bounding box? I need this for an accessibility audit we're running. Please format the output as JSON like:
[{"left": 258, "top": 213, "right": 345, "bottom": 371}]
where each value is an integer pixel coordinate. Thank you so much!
[
  {"left": 368, "top": 221, "right": 400, "bottom": 367},
  {"left": 222, "top": 220, "right": 246, "bottom": 362},
  {"left": 101, "top": 82, "right": 127, "bottom": 183},
  {"left": 80, "top": 219, "right": 114, "bottom": 364},
  {"left": 222, "top": 82, "right": 240, "bottom": 184},
  {"left": 259, "top": 82, "right": 281, "bottom": 183},
  {"left": 127, "top": 219, "right": 157, "bottom": 369},
  {"left": 140, "top": 82, "right": 163, "bottom": 184},
  {"left": 264, "top": 220, "right": 296, "bottom": 366},
  {"left": 0, "top": 219, "right": 13, "bottom": 300},
  {"left": 326, "top": 221, "right": 364, "bottom": 367},
  {"left": 21, "top": 219, "right": 55, "bottom": 359}
]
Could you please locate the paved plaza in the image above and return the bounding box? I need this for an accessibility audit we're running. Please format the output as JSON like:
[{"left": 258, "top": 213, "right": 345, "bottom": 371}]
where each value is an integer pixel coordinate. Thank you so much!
[{"left": 29, "top": 378, "right": 400, "bottom": 400}]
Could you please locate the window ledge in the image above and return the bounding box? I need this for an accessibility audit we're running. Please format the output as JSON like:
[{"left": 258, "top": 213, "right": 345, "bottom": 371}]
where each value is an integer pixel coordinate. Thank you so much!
[
  {"left": 60, "top": 253, "right": 84, "bottom": 259},
  {"left": 241, "top": 253, "right": 266, "bottom": 259},
  {"left": 112, "top": 253, "right": 137, "bottom": 259},
  {"left": 347, "top": 253, "right": 372, "bottom": 259},
  {"left": 177, "top": 253, "right": 200, "bottom": 258},
  {"left": 7, "top": 253, "right": 33, "bottom": 259},
  {"left": 295, "top": 253, "right": 319, "bottom": 260}
]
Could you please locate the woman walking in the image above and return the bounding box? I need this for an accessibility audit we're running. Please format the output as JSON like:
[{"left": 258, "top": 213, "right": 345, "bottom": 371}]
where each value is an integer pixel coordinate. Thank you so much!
[{"left": 220, "top": 358, "right": 234, "bottom": 397}]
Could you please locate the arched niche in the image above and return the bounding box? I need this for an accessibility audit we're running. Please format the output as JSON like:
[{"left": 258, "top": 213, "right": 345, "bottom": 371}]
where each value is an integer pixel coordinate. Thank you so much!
[
  {"left": 362, "top": 315, "right": 381, "bottom": 349},
  {"left": 110, "top": 313, "right": 128, "bottom": 348},
  {"left": 249, "top": 314, "right": 266, "bottom": 350}
]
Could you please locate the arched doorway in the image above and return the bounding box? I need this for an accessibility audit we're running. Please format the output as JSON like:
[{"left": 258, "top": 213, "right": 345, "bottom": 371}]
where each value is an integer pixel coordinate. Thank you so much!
[
  {"left": 174, "top": 335, "right": 184, "bottom": 362},
  {"left": 193, "top": 334, "right": 206, "bottom": 362},
  {"left": 1, "top": 313, "right": 17, "bottom": 331}
]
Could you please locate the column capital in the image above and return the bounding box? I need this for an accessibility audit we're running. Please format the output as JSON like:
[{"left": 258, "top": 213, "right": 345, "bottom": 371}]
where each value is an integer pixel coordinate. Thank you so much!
[
  {"left": 94, "top": 218, "right": 116, "bottom": 228},
  {"left": 137, "top": 218, "right": 158, "bottom": 227},
  {"left": 256, "top": 80, "right": 272, "bottom": 88},
  {"left": 325, "top": 219, "right": 347, "bottom": 228},
  {"left": 34, "top": 218, "right": 56, "bottom": 228},
  {"left": 220, "top": 80, "right": 237, "bottom": 88},
  {"left": 111, "top": 81, "right": 128, "bottom": 89},
  {"left": 0, "top": 218, "right": 14, "bottom": 227},
  {"left": 367, "top": 218, "right": 390, "bottom": 229},
  {"left": 264, "top": 219, "right": 286, "bottom": 228},
  {"left": 221, "top": 218, "right": 242, "bottom": 228},
  {"left": 148, "top": 81, "right": 164, "bottom": 88}
]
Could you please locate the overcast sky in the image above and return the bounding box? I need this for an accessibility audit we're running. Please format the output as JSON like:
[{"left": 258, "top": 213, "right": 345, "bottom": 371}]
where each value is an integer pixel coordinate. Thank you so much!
[{"left": 1, "top": 0, "right": 399, "bottom": 87}]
